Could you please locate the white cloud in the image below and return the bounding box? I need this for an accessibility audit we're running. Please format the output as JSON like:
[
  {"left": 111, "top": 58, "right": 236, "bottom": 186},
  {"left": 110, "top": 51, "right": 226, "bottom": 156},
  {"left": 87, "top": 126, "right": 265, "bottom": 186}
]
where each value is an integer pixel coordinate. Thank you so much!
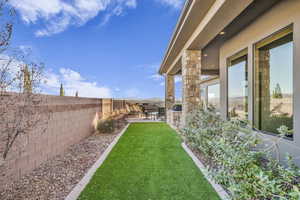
[
  {"left": 149, "top": 74, "right": 163, "bottom": 81},
  {"left": 0, "top": 54, "right": 27, "bottom": 76},
  {"left": 137, "top": 62, "right": 160, "bottom": 71},
  {"left": 156, "top": 75, "right": 180, "bottom": 87},
  {"left": 0, "top": 54, "right": 112, "bottom": 98},
  {"left": 59, "top": 68, "right": 82, "bottom": 82},
  {"left": 125, "top": 0, "right": 137, "bottom": 7},
  {"left": 148, "top": 73, "right": 165, "bottom": 86},
  {"left": 144, "top": 62, "right": 180, "bottom": 87},
  {"left": 100, "top": 4, "right": 130, "bottom": 26},
  {"left": 11, "top": 0, "right": 182, "bottom": 36},
  {"left": 156, "top": 0, "right": 184, "bottom": 9},
  {"left": 175, "top": 76, "right": 181, "bottom": 83},
  {"left": 18, "top": 45, "right": 33, "bottom": 55},
  {"left": 43, "top": 67, "right": 112, "bottom": 98},
  {"left": 10, "top": 0, "right": 137, "bottom": 36},
  {"left": 44, "top": 70, "right": 60, "bottom": 88},
  {"left": 0, "top": 56, "right": 20, "bottom": 91},
  {"left": 148, "top": 72, "right": 182, "bottom": 87}
]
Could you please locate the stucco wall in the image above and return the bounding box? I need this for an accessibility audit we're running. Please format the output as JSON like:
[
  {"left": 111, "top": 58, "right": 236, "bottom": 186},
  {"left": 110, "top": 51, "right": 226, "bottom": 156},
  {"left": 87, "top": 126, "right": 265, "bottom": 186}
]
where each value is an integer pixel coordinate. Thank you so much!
[
  {"left": 0, "top": 95, "right": 128, "bottom": 184},
  {"left": 219, "top": 0, "right": 300, "bottom": 165}
]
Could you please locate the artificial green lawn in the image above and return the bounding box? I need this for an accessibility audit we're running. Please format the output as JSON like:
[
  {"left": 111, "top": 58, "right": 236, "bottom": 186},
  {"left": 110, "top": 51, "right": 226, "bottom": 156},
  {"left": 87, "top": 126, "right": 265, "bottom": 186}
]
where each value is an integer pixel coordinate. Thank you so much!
[{"left": 78, "top": 122, "right": 220, "bottom": 200}]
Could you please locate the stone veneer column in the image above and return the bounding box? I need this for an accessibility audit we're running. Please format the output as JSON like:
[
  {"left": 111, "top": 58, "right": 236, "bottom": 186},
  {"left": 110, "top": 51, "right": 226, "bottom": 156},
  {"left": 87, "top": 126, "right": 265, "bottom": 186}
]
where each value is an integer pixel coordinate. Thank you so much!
[
  {"left": 165, "top": 74, "right": 175, "bottom": 123},
  {"left": 181, "top": 50, "right": 201, "bottom": 127}
]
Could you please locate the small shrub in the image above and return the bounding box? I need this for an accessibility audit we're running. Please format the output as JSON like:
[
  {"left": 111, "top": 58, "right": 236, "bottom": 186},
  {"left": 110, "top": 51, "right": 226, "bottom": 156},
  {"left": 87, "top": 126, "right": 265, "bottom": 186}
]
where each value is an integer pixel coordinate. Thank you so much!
[
  {"left": 181, "top": 106, "right": 300, "bottom": 200},
  {"left": 97, "top": 116, "right": 128, "bottom": 134},
  {"left": 261, "top": 114, "right": 293, "bottom": 136},
  {"left": 97, "top": 118, "right": 116, "bottom": 133}
]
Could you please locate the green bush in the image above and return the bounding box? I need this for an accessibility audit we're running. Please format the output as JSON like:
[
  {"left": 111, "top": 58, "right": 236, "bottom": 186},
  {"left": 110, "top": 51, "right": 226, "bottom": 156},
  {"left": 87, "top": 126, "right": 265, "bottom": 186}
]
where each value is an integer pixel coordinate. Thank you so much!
[
  {"left": 181, "top": 106, "right": 300, "bottom": 200},
  {"left": 97, "top": 118, "right": 116, "bottom": 133},
  {"left": 97, "top": 117, "right": 127, "bottom": 133},
  {"left": 261, "top": 114, "right": 293, "bottom": 136}
]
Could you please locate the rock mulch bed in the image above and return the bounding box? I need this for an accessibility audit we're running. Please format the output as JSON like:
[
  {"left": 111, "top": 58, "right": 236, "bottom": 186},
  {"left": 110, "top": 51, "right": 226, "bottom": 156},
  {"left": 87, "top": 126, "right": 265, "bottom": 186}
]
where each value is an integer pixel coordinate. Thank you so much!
[{"left": 0, "top": 131, "right": 120, "bottom": 200}]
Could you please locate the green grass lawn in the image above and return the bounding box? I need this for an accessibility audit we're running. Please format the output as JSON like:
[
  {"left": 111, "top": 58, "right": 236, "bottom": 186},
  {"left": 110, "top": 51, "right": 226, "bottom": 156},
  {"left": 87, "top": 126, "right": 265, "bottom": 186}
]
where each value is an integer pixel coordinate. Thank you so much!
[{"left": 78, "top": 122, "right": 220, "bottom": 200}]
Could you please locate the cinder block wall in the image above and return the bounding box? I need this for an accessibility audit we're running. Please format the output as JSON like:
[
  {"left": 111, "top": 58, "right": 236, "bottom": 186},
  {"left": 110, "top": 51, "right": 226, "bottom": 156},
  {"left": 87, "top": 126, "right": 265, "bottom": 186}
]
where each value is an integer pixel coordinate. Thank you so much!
[
  {"left": 0, "top": 95, "right": 128, "bottom": 184},
  {"left": 102, "top": 98, "right": 113, "bottom": 119}
]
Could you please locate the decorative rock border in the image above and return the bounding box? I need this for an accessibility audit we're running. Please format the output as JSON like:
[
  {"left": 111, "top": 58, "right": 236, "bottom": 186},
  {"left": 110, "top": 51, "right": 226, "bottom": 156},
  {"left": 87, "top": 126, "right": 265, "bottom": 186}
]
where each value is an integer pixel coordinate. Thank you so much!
[
  {"left": 65, "top": 124, "right": 130, "bottom": 200},
  {"left": 182, "top": 143, "right": 231, "bottom": 200}
]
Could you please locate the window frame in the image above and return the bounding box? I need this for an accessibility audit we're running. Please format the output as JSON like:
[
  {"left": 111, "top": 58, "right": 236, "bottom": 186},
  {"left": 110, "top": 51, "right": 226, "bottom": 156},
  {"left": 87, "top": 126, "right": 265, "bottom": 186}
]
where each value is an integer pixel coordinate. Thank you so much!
[
  {"left": 226, "top": 48, "right": 248, "bottom": 120},
  {"left": 200, "top": 77, "right": 220, "bottom": 110},
  {"left": 253, "top": 25, "right": 294, "bottom": 139},
  {"left": 207, "top": 83, "right": 221, "bottom": 111}
]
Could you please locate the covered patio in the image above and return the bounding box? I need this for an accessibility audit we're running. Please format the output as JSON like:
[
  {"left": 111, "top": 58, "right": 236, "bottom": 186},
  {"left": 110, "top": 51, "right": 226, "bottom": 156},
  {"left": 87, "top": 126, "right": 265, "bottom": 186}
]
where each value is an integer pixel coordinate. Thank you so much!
[{"left": 159, "top": 0, "right": 283, "bottom": 129}]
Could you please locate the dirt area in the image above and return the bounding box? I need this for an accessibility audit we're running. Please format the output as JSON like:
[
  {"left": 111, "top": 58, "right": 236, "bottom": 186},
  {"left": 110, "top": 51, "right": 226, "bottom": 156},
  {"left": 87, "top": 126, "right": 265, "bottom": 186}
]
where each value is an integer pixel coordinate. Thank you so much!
[{"left": 0, "top": 125, "right": 127, "bottom": 200}]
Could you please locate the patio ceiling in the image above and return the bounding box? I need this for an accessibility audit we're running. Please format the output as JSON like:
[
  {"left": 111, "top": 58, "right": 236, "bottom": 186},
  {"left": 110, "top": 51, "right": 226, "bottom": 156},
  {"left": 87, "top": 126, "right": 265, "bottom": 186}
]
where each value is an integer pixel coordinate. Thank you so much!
[
  {"left": 159, "top": 0, "right": 281, "bottom": 76},
  {"left": 159, "top": 0, "right": 216, "bottom": 75}
]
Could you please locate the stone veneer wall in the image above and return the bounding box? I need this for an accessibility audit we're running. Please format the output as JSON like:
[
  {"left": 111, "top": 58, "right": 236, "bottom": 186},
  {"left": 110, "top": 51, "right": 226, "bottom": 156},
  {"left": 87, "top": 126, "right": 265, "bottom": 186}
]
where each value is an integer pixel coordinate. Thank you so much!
[
  {"left": 181, "top": 50, "right": 201, "bottom": 126},
  {"left": 165, "top": 75, "right": 175, "bottom": 111},
  {"left": 0, "top": 94, "right": 128, "bottom": 184}
]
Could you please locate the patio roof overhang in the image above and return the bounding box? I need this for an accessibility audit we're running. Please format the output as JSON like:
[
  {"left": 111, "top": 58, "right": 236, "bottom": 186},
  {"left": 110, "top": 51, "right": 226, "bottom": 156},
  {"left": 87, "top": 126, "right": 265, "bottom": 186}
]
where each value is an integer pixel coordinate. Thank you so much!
[{"left": 159, "top": 0, "right": 281, "bottom": 76}]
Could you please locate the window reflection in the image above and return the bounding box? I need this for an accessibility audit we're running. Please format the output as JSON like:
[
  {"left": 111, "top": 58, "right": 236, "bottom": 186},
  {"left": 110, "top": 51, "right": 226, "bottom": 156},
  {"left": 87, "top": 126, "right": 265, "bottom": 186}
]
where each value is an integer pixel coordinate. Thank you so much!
[
  {"left": 228, "top": 54, "right": 248, "bottom": 120},
  {"left": 200, "top": 86, "right": 206, "bottom": 108},
  {"left": 254, "top": 30, "right": 293, "bottom": 135},
  {"left": 208, "top": 83, "right": 220, "bottom": 112}
]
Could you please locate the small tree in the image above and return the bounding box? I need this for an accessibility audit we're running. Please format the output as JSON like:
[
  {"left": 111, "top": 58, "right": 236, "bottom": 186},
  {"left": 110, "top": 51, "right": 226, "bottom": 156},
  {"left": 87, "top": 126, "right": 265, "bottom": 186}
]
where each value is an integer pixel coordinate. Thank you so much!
[
  {"left": 229, "top": 107, "right": 238, "bottom": 118},
  {"left": 272, "top": 83, "right": 283, "bottom": 99},
  {"left": 75, "top": 91, "right": 78, "bottom": 97},
  {"left": 59, "top": 83, "right": 64, "bottom": 96},
  {"left": 0, "top": 1, "right": 49, "bottom": 165},
  {"left": 0, "top": 0, "right": 13, "bottom": 54},
  {"left": 23, "top": 65, "right": 32, "bottom": 93},
  {"left": 0, "top": 58, "right": 48, "bottom": 162}
]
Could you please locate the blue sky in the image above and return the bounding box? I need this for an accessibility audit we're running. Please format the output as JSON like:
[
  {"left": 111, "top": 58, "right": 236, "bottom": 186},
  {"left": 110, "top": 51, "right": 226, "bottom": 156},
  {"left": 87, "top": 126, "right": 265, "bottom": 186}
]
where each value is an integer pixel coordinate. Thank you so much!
[{"left": 8, "top": 0, "right": 184, "bottom": 99}]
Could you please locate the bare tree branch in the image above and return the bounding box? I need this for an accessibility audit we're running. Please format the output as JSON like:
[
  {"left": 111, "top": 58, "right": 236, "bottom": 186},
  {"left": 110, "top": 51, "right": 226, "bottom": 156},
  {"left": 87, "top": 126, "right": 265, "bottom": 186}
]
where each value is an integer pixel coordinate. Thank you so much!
[{"left": 0, "top": 1, "right": 50, "bottom": 166}]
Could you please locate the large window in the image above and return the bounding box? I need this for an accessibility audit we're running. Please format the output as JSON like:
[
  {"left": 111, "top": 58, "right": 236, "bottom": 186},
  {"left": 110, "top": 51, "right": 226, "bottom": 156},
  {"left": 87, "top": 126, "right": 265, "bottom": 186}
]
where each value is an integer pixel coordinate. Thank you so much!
[
  {"left": 208, "top": 83, "right": 220, "bottom": 112},
  {"left": 254, "top": 26, "right": 293, "bottom": 136},
  {"left": 227, "top": 50, "right": 248, "bottom": 120}
]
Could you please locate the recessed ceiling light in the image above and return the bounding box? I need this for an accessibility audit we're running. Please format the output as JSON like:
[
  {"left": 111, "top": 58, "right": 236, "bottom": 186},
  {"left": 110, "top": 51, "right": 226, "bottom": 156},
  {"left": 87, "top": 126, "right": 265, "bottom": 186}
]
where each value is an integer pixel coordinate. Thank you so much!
[{"left": 219, "top": 31, "right": 225, "bottom": 35}]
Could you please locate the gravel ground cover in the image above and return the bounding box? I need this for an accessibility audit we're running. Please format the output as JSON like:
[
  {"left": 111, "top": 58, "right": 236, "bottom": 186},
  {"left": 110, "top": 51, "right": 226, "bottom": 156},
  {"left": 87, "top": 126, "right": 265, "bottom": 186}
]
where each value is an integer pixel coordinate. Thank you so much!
[{"left": 0, "top": 131, "right": 120, "bottom": 200}]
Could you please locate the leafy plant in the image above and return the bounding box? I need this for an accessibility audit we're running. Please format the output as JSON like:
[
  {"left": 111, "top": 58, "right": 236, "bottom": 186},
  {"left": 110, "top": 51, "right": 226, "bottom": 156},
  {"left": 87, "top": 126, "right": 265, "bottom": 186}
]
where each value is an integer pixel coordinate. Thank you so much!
[
  {"left": 181, "top": 106, "right": 300, "bottom": 200},
  {"left": 97, "top": 118, "right": 116, "bottom": 133}
]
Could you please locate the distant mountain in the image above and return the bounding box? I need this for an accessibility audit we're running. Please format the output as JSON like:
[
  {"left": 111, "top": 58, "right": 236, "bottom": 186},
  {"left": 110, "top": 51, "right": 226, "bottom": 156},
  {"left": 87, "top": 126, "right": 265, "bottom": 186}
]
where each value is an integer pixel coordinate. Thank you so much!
[{"left": 127, "top": 97, "right": 165, "bottom": 107}]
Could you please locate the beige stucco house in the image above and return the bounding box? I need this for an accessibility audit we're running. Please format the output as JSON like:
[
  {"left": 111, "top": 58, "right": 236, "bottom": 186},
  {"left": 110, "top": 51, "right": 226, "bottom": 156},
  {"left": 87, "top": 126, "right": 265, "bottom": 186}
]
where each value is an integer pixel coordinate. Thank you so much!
[{"left": 159, "top": 0, "right": 300, "bottom": 165}]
